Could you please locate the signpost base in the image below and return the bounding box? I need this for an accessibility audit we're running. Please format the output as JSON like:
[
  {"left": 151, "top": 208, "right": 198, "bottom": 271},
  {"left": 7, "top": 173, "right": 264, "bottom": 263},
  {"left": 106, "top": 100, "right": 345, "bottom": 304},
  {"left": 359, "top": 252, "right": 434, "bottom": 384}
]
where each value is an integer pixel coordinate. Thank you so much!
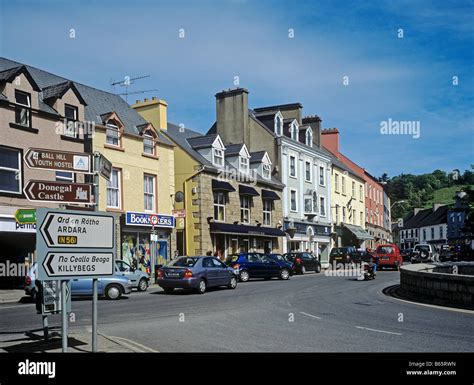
[{"left": 61, "top": 280, "right": 68, "bottom": 353}]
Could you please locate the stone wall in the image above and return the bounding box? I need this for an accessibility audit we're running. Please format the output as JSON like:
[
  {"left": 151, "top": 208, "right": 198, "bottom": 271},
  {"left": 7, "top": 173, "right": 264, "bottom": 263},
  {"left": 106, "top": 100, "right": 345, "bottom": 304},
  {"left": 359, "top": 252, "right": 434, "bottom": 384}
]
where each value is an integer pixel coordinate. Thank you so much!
[{"left": 399, "top": 263, "right": 474, "bottom": 309}]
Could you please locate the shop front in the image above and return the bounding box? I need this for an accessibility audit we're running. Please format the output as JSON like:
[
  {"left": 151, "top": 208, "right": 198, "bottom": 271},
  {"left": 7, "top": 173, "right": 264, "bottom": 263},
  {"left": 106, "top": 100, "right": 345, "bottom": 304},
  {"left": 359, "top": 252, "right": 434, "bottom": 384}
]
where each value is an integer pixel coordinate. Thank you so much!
[
  {"left": 283, "top": 220, "right": 332, "bottom": 266},
  {"left": 209, "top": 222, "right": 285, "bottom": 260},
  {"left": 122, "top": 212, "right": 175, "bottom": 275},
  {"left": 334, "top": 223, "right": 373, "bottom": 249}
]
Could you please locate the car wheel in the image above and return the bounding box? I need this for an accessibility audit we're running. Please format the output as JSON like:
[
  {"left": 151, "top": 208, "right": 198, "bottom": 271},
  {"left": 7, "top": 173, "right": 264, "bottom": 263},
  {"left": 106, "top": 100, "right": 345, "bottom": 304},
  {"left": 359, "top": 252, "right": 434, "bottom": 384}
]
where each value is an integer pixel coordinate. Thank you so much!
[
  {"left": 105, "top": 284, "right": 122, "bottom": 300},
  {"left": 239, "top": 270, "right": 250, "bottom": 282},
  {"left": 197, "top": 279, "right": 206, "bottom": 294},
  {"left": 315, "top": 264, "right": 321, "bottom": 273},
  {"left": 300, "top": 265, "right": 306, "bottom": 275},
  {"left": 137, "top": 278, "right": 148, "bottom": 292},
  {"left": 163, "top": 287, "right": 174, "bottom": 294},
  {"left": 279, "top": 268, "right": 290, "bottom": 280},
  {"left": 228, "top": 276, "right": 237, "bottom": 289}
]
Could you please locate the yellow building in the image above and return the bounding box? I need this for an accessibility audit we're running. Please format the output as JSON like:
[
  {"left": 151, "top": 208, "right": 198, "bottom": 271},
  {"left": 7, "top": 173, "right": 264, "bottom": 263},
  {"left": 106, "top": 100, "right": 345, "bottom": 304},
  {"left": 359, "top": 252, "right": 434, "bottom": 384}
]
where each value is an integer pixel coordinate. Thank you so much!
[
  {"left": 90, "top": 91, "right": 175, "bottom": 271},
  {"left": 329, "top": 156, "right": 372, "bottom": 248}
]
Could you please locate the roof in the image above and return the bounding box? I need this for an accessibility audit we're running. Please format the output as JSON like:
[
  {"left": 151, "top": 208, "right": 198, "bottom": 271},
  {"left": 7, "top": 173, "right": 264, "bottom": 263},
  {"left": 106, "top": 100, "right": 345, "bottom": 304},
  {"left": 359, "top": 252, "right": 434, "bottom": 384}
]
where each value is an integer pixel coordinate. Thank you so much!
[
  {"left": 0, "top": 57, "right": 173, "bottom": 146},
  {"left": 225, "top": 143, "right": 245, "bottom": 156},
  {"left": 187, "top": 134, "right": 218, "bottom": 149},
  {"left": 249, "top": 151, "right": 266, "bottom": 163},
  {"left": 401, "top": 206, "right": 450, "bottom": 229}
]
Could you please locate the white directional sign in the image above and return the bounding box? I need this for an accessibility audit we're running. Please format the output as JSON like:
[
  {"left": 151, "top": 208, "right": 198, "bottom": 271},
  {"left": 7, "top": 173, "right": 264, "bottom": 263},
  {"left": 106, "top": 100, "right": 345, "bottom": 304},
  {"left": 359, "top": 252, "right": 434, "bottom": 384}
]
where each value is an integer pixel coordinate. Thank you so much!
[
  {"left": 36, "top": 208, "right": 116, "bottom": 280},
  {"left": 39, "top": 211, "right": 114, "bottom": 249},
  {"left": 42, "top": 252, "right": 114, "bottom": 279}
]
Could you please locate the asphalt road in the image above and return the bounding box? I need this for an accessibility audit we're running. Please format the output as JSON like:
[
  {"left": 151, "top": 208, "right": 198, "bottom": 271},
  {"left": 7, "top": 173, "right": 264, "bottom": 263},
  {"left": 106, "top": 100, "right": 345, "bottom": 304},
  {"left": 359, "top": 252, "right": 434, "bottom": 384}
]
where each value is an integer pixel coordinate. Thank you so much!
[{"left": 0, "top": 270, "right": 473, "bottom": 352}]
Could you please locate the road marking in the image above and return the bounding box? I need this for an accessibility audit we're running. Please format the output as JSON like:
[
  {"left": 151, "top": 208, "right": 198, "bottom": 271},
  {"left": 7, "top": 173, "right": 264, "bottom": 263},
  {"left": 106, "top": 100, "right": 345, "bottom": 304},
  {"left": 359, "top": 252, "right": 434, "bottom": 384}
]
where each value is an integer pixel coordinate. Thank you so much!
[
  {"left": 355, "top": 326, "right": 402, "bottom": 336},
  {"left": 101, "top": 334, "right": 158, "bottom": 352},
  {"left": 0, "top": 304, "right": 33, "bottom": 311},
  {"left": 300, "top": 311, "right": 322, "bottom": 320}
]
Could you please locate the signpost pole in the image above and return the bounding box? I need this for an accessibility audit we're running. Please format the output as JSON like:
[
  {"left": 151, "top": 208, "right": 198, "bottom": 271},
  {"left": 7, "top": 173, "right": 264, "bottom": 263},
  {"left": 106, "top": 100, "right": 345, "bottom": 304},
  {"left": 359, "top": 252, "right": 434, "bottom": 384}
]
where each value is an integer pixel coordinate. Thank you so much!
[
  {"left": 42, "top": 316, "right": 48, "bottom": 342},
  {"left": 92, "top": 152, "right": 100, "bottom": 353},
  {"left": 61, "top": 280, "right": 67, "bottom": 352}
]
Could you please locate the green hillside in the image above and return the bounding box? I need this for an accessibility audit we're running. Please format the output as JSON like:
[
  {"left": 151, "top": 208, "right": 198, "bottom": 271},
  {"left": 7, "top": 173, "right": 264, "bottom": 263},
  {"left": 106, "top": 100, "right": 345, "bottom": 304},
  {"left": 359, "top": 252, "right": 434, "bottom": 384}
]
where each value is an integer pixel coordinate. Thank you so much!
[{"left": 424, "top": 185, "right": 473, "bottom": 207}]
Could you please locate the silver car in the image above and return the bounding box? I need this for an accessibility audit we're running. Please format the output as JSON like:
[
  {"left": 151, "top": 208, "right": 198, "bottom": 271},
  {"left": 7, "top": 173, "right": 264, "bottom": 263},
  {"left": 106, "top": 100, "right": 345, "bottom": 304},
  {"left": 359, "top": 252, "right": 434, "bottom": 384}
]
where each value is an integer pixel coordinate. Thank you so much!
[
  {"left": 115, "top": 260, "right": 149, "bottom": 291},
  {"left": 157, "top": 256, "right": 238, "bottom": 294}
]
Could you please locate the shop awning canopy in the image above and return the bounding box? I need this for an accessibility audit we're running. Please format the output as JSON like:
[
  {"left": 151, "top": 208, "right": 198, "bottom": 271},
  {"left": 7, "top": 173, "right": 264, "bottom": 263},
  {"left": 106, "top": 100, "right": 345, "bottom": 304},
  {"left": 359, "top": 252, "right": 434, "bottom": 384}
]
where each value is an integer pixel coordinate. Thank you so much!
[
  {"left": 343, "top": 224, "right": 374, "bottom": 240},
  {"left": 239, "top": 185, "right": 259, "bottom": 196},
  {"left": 210, "top": 222, "right": 286, "bottom": 237},
  {"left": 261, "top": 189, "right": 280, "bottom": 200},
  {"left": 212, "top": 179, "right": 236, "bottom": 192}
]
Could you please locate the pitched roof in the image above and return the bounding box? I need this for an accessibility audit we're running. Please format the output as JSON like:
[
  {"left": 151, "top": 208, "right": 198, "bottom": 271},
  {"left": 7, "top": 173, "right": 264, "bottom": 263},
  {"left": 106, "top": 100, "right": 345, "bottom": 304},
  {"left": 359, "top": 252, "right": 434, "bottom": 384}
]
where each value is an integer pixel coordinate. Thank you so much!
[
  {"left": 187, "top": 133, "right": 218, "bottom": 149},
  {"left": 249, "top": 151, "right": 267, "bottom": 163},
  {"left": 225, "top": 143, "right": 245, "bottom": 156},
  {"left": 401, "top": 206, "right": 450, "bottom": 229}
]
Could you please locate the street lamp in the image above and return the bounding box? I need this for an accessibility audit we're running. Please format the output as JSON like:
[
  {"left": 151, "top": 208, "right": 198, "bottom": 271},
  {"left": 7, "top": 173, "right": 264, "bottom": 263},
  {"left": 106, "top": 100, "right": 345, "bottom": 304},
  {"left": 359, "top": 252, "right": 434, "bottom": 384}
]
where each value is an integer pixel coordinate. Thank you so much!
[{"left": 390, "top": 200, "right": 406, "bottom": 210}]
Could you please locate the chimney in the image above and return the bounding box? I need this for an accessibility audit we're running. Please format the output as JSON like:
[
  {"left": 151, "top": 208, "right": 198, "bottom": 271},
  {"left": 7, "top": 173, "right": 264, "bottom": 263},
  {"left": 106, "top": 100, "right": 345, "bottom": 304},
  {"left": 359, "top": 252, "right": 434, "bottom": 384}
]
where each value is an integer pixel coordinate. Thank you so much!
[
  {"left": 215, "top": 88, "right": 249, "bottom": 144},
  {"left": 414, "top": 207, "right": 423, "bottom": 215},
  {"left": 432, "top": 203, "right": 445, "bottom": 212},
  {"left": 302, "top": 115, "right": 322, "bottom": 147},
  {"left": 131, "top": 97, "right": 168, "bottom": 130},
  {"left": 321, "top": 128, "right": 340, "bottom": 154}
]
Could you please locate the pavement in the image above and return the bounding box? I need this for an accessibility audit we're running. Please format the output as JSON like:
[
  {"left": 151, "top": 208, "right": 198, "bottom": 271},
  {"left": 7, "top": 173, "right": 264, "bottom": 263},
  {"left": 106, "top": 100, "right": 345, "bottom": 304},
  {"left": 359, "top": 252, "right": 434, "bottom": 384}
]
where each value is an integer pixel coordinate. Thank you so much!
[{"left": 0, "top": 271, "right": 473, "bottom": 352}]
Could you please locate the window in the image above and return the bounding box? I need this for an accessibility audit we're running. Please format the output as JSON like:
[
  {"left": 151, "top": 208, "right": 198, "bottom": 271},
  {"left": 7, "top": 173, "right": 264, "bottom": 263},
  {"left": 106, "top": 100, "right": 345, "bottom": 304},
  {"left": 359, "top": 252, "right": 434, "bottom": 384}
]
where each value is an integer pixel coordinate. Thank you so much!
[
  {"left": 353, "top": 209, "right": 356, "bottom": 224},
  {"left": 342, "top": 207, "right": 346, "bottom": 222},
  {"left": 213, "top": 148, "right": 224, "bottom": 167},
  {"left": 319, "top": 196, "right": 326, "bottom": 216},
  {"left": 431, "top": 227, "right": 435, "bottom": 239},
  {"left": 275, "top": 114, "right": 283, "bottom": 136},
  {"left": 0, "top": 147, "right": 21, "bottom": 193},
  {"left": 335, "top": 173, "right": 339, "bottom": 192},
  {"left": 289, "top": 155, "right": 296, "bottom": 177},
  {"left": 290, "top": 189, "right": 297, "bottom": 212},
  {"left": 213, "top": 192, "right": 226, "bottom": 221},
  {"left": 360, "top": 212, "right": 363, "bottom": 227},
  {"left": 423, "top": 229, "right": 427, "bottom": 241},
  {"left": 440, "top": 226, "right": 443, "bottom": 239},
  {"left": 56, "top": 171, "right": 74, "bottom": 182},
  {"left": 352, "top": 181, "right": 356, "bottom": 197},
  {"left": 366, "top": 208, "right": 369, "bottom": 222},
  {"left": 143, "top": 133, "right": 155, "bottom": 155},
  {"left": 15, "top": 90, "right": 31, "bottom": 126},
  {"left": 144, "top": 174, "right": 156, "bottom": 212},
  {"left": 359, "top": 185, "right": 363, "bottom": 200},
  {"left": 240, "top": 156, "right": 249, "bottom": 174},
  {"left": 106, "top": 122, "right": 120, "bottom": 146},
  {"left": 263, "top": 199, "right": 272, "bottom": 225},
  {"left": 107, "top": 168, "right": 121, "bottom": 209},
  {"left": 64, "top": 104, "right": 78, "bottom": 138},
  {"left": 305, "top": 161, "right": 311, "bottom": 182},
  {"left": 365, "top": 183, "right": 368, "bottom": 197},
  {"left": 319, "top": 167, "right": 325, "bottom": 186},
  {"left": 262, "top": 163, "right": 271, "bottom": 179},
  {"left": 415, "top": 229, "right": 418, "bottom": 237},
  {"left": 312, "top": 191, "right": 318, "bottom": 213},
  {"left": 335, "top": 205, "right": 340, "bottom": 224},
  {"left": 341, "top": 176, "right": 346, "bottom": 195},
  {"left": 306, "top": 129, "right": 313, "bottom": 147},
  {"left": 290, "top": 122, "right": 299, "bottom": 141},
  {"left": 240, "top": 195, "right": 250, "bottom": 223},
  {"left": 304, "top": 194, "right": 313, "bottom": 214}
]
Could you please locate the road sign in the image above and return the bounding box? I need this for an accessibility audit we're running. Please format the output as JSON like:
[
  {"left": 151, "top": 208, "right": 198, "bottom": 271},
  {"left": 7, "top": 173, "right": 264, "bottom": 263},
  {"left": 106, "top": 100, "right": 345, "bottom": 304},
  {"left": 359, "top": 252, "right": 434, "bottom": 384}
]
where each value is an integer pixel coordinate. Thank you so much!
[
  {"left": 24, "top": 148, "right": 92, "bottom": 173},
  {"left": 24, "top": 180, "right": 92, "bottom": 204},
  {"left": 14, "top": 209, "right": 36, "bottom": 224},
  {"left": 42, "top": 252, "right": 114, "bottom": 279},
  {"left": 97, "top": 153, "right": 112, "bottom": 181},
  {"left": 150, "top": 214, "right": 159, "bottom": 226},
  {"left": 36, "top": 280, "right": 71, "bottom": 315},
  {"left": 39, "top": 211, "right": 114, "bottom": 248},
  {"left": 36, "top": 208, "right": 116, "bottom": 281}
]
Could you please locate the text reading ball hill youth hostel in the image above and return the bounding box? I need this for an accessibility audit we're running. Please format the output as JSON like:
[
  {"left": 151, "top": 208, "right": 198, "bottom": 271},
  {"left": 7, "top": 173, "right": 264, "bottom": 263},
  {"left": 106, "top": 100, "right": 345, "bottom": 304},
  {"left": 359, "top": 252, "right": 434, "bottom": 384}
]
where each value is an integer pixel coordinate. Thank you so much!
[{"left": 0, "top": 1, "right": 472, "bottom": 383}]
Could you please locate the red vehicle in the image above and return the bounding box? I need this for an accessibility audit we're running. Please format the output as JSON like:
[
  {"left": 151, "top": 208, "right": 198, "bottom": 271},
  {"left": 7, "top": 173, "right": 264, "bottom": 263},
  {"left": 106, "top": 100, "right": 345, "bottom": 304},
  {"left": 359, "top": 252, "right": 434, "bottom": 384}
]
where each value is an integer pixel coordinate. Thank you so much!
[{"left": 375, "top": 244, "right": 403, "bottom": 270}]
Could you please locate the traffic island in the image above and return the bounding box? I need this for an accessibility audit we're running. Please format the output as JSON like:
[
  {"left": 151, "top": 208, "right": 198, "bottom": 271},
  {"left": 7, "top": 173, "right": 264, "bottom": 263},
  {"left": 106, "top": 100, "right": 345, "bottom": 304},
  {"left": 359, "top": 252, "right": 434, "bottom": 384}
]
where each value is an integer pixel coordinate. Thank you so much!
[{"left": 388, "top": 263, "right": 474, "bottom": 310}]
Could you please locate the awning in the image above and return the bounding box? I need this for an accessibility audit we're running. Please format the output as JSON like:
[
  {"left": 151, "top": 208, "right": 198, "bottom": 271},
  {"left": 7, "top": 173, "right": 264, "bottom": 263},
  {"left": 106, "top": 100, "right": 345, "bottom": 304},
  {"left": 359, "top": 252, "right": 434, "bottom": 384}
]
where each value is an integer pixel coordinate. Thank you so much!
[
  {"left": 239, "top": 185, "right": 259, "bottom": 196},
  {"left": 343, "top": 224, "right": 374, "bottom": 240},
  {"left": 261, "top": 189, "right": 280, "bottom": 200},
  {"left": 212, "top": 179, "right": 236, "bottom": 192},
  {"left": 210, "top": 222, "right": 286, "bottom": 237}
]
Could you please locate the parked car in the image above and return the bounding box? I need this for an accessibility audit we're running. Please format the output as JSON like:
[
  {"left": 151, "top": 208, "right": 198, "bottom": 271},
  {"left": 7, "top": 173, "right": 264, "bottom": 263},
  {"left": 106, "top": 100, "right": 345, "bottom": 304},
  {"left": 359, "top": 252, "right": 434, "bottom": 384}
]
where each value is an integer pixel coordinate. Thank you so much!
[
  {"left": 400, "top": 248, "right": 413, "bottom": 262},
  {"left": 329, "top": 246, "right": 357, "bottom": 266},
  {"left": 225, "top": 253, "right": 292, "bottom": 281},
  {"left": 267, "top": 253, "right": 294, "bottom": 271},
  {"left": 24, "top": 263, "right": 132, "bottom": 300},
  {"left": 115, "top": 260, "right": 149, "bottom": 291},
  {"left": 375, "top": 244, "right": 403, "bottom": 270},
  {"left": 157, "top": 256, "right": 238, "bottom": 294},
  {"left": 410, "top": 244, "right": 439, "bottom": 263},
  {"left": 283, "top": 252, "right": 321, "bottom": 274}
]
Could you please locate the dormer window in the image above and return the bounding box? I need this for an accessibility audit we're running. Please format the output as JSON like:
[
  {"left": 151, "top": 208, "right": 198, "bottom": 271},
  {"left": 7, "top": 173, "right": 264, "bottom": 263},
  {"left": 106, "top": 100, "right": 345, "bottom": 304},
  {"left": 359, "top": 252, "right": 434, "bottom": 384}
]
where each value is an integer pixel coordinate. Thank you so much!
[
  {"left": 213, "top": 148, "right": 224, "bottom": 167},
  {"left": 239, "top": 156, "right": 249, "bottom": 173},
  {"left": 64, "top": 104, "right": 78, "bottom": 138},
  {"left": 263, "top": 163, "right": 271, "bottom": 179},
  {"left": 106, "top": 121, "right": 120, "bottom": 146},
  {"left": 15, "top": 90, "right": 31, "bottom": 127},
  {"left": 274, "top": 112, "right": 283, "bottom": 136},
  {"left": 290, "top": 121, "right": 299, "bottom": 141},
  {"left": 305, "top": 128, "right": 313, "bottom": 147},
  {"left": 143, "top": 131, "right": 155, "bottom": 155}
]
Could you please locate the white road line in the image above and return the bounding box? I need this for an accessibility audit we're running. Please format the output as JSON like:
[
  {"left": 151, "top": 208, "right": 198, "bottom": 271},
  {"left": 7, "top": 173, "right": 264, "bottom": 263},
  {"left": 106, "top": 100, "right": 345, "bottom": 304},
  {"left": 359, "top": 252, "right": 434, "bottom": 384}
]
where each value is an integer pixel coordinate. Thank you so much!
[
  {"left": 105, "top": 335, "right": 158, "bottom": 353},
  {"left": 355, "top": 326, "right": 402, "bottom": 336},
  {"left": 0, "top": 305, "right": 32, "bottom": 311},
  {"left": 300, "top": 311, "right": 322, "bottom": 320}
]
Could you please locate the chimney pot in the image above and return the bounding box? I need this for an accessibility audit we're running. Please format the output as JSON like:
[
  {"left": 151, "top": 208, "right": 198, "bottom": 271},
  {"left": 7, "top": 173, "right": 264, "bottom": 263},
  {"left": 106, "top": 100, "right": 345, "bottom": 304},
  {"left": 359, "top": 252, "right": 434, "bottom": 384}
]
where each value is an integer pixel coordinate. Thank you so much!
[
  {"left": 135, "top": 100, "right": 140, "bottom": 104},
  {"left": 144, "top": 98, "right": 148, "bottom": 102},
  {"left": 152, "top": 96, "right": 157, "bottom": 101}
]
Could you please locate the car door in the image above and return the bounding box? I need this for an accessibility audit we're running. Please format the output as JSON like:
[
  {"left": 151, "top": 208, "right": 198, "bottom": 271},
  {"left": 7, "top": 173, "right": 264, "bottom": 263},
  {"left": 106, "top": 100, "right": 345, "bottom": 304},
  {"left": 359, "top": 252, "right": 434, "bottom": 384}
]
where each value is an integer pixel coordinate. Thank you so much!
[
  {"left": 71, "top": 278, "right": 93, "bottom": 296},
  {"left": 247, "top": 253, "right": 264, "bottom": 277},
  {"left": 202, "top": 257, "right": 218, "bottom": 286},
  {"left": 211, "top": 258, "right": 231, "bottom": 285},
  {"left": 116, "top": 260, "right": 138, "bottom": 287},
  {"left": 262, "top": 255, "right": 280, "bottom": 277}
]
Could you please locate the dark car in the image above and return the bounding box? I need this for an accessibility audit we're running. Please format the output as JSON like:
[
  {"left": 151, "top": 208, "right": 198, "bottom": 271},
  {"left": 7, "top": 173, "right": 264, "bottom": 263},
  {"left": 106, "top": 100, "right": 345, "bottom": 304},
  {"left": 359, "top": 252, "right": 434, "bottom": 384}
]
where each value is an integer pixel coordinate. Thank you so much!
[
  {"left": 157, "top": 256, "right": 237, "bottom": 294},
  {"left": 329, "top": 246, "right": 357, "bottom": 266},
  {"left": 283, "top": 252, "right": 321, "bottom": 274},
  {"left": 267, "top": 253, "right": 294, "bottom": 272},
  {"left": 400, "top": 248, "right": 413, "bottom": 262},
  {"left": 225, "top": 253, "right": 291, "bottom": 282}
]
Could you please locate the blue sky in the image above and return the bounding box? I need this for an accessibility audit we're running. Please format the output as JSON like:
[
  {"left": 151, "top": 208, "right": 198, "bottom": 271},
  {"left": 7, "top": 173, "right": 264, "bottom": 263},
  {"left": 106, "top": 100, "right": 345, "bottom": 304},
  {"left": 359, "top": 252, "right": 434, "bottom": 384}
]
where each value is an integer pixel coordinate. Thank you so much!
[{"left": 0, "top": 0, "right": 472, "bottom": 178}]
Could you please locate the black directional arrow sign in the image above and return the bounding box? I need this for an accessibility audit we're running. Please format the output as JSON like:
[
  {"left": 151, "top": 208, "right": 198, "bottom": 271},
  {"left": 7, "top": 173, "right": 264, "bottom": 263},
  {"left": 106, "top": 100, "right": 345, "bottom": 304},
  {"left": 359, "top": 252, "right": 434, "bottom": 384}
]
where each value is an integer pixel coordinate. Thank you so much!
[{"left": 41, "top": 252, "right": 114, "bottom": 279}]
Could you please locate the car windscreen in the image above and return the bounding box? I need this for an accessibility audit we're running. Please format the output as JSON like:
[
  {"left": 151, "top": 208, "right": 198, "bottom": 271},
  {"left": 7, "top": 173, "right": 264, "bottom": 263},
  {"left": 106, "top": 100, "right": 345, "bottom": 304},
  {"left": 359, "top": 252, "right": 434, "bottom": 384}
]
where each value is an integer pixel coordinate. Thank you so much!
[
  {"left": 377, "top": 246, "right": 395, "bottom": 254},
  {"left": 330, "top": 248, "right": 348, "bottom": 257},
  {"left": 270, "top": 254, "right": 284, "bottom": 261},
  {"left": 169, "top": 257, "right": 199, "bottom": 267}
]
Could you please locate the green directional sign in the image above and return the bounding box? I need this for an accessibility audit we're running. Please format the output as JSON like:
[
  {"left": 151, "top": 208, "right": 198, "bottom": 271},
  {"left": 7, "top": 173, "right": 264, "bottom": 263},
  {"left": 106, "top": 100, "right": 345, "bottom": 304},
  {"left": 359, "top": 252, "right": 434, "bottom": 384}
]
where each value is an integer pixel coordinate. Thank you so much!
[{"left": 15, "top": 209, "right": 36, "bottom": 224}]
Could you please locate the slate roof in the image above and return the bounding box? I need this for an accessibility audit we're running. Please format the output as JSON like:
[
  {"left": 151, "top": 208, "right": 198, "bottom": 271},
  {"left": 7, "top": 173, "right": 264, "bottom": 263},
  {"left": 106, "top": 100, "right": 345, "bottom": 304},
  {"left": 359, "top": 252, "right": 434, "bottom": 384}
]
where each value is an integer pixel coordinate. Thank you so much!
[
  {"left": 401, "top": 205, "right": 450, "bottom": 230},
  {"left": 249, "top": 151, "right": 266, "bottom": 163},
  {"left": 224, "top": 143, "right": 244, "bottom": 156},
  {"left": 187, "top": 133, "right": 218, "bottom": 149},
  {"left": 0, "top": 57, "right": 173, "bottom": 146}
]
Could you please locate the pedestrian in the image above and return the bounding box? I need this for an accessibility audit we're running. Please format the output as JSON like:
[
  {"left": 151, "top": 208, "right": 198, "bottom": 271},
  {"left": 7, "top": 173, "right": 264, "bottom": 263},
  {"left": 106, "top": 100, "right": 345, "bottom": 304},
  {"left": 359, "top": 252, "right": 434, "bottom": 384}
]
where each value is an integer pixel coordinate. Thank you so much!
[{"left": 206, "top": 251, "right": 212, "bottom": 256}]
